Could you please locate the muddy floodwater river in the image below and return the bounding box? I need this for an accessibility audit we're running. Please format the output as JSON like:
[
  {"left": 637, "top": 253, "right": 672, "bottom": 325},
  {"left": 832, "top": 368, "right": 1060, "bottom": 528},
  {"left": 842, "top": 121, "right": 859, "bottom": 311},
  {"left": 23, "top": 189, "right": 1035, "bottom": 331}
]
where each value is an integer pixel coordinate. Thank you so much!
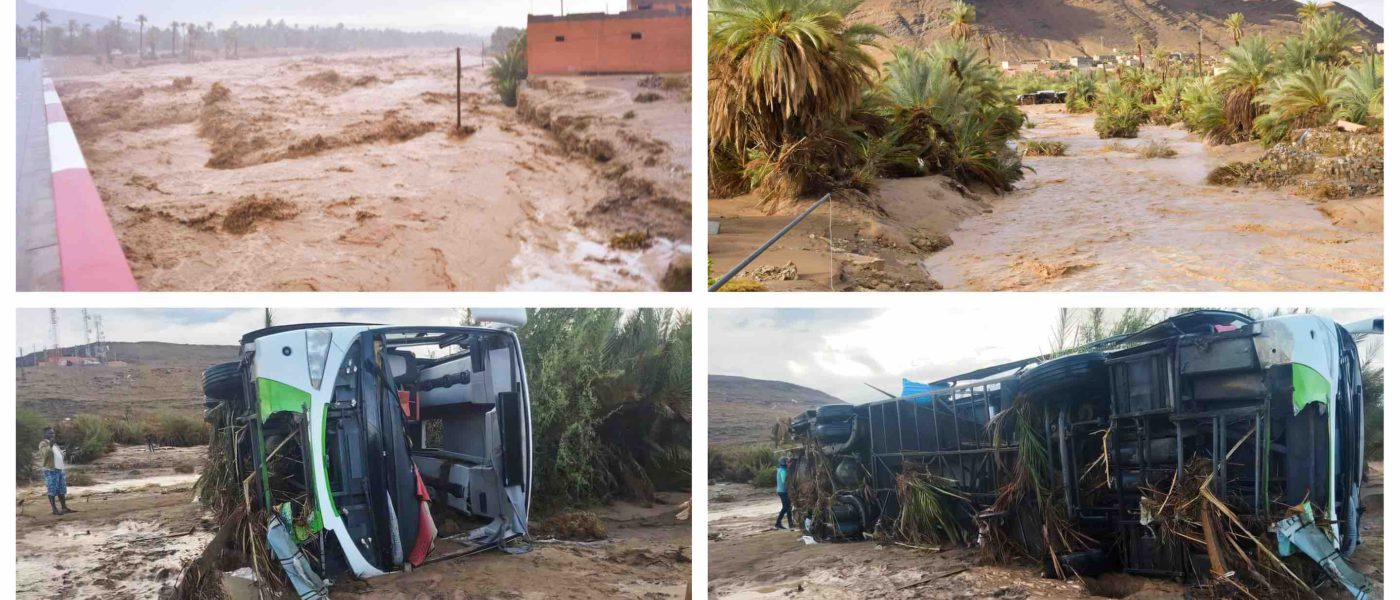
[{"left": 921, "top": 106, "right": 1382, "bottom": 291}]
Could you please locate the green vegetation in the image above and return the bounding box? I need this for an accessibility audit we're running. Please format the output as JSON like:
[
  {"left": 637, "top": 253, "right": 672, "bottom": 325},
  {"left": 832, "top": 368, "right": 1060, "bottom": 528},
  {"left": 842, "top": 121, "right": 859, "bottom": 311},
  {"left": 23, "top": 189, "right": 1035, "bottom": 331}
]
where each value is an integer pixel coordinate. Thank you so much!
[
  {"left": 1020, "top": 140, "right": 1066, "bottom": 157},
  {"left": 514, "top": 308, "right": 691, "bottom": 512},
  {"left": 1135, "top": 140, "right": 1178, "bottom": 159},
  {"left": 55, "top": 414, "right": 114, "bottom": 464},
  {"left": 15, "top": 411, "right": 211, "bottom": 472},
  {"left": 710, "top": 442, "right": 782, "bottom": 485},
  {"left": 709, "top": 0, "right": 1024, "bottom": 208},
  {"left": 489, "top": 33, "right": 528, "bottom": 107},
  {"left": 16, "top": 409, "right": 45, "bottom": 482}
]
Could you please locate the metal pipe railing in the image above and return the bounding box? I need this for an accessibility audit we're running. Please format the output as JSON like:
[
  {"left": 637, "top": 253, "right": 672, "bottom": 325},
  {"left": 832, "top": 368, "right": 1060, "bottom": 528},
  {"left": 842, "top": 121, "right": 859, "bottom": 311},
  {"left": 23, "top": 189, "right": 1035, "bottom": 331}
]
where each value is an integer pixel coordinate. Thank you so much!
[{"left": 708, "top": 193, "right": 832, "bottom": 292}]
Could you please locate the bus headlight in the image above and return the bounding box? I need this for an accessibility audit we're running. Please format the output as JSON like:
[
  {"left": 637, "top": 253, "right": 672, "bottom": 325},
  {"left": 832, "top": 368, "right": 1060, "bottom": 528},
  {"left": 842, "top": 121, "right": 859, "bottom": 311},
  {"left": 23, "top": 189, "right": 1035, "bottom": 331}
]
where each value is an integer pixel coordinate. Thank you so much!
[{"left": 306, "top": 329, "right": 332, "bottom": 390}]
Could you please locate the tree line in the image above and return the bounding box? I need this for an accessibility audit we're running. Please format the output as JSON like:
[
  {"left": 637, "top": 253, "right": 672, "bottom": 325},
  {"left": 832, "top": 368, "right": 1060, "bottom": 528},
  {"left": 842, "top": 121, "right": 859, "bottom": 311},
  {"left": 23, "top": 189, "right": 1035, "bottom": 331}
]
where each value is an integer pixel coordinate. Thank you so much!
[{"left": 20, "top": 12, "right": 480, "bottom": 60}]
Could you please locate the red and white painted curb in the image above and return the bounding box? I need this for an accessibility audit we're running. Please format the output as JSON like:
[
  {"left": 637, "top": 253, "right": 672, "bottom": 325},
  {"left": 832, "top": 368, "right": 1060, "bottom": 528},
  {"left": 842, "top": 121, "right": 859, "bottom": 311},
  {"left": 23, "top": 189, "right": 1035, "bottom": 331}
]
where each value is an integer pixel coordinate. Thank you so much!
[{"left": 43, "top": 77, "right": 139, "bottom": 291}]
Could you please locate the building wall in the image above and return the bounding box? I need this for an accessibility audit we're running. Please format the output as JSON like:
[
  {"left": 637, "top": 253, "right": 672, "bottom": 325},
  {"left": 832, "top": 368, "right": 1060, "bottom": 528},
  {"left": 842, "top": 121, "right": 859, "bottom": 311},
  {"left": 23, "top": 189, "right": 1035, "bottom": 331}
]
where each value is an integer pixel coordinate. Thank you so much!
[{"left": 527, "top": 11, "right": 691, "bottom": 75}]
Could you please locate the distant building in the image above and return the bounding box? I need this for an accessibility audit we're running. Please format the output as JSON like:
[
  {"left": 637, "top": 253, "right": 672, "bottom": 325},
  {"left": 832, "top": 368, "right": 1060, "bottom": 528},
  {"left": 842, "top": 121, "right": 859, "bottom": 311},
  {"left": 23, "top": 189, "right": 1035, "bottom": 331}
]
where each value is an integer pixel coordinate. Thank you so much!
[
  {"left": 1068, "top": 56, "right": 1094, "bottom": 69},
  {"left": 526, "top": 0, "right": 691, "bottom": 75}
]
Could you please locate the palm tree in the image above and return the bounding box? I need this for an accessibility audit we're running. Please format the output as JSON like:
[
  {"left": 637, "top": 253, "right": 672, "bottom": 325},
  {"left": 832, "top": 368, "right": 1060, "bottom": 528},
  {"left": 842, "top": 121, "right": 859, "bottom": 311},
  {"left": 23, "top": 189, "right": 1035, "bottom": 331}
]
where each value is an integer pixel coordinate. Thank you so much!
[
  {"left": 1328, "top": 54, "right": 1382, "bottom": 125},
  {"left": 1215, "top": 35, "right": 1276, "bottom": 141},
  {"left": 1297, "top": 1, "right": 1324, "bottom": 24},
  {"left": 66, "top": 19, "right": 76, "bottom": 53},
  {"left": 170, "top": 21, "right": 179, "bottom": 57},
  {"left": 33, "top": 11, "right": 49, "bottom": 52},
  {"left": 1133, "top": 32, "right": 1148, "bottom": 66},
  {"left": 946, "top": 0, "right": 975, "bottom": 41},
  {"left": 136, "top": 15, "right": 148, "bottom": 58},
  {"left": 114, "top": 15, "right": 122, "bottom": 53},
  {"left": 1302, "top": 11, "right": 1362, "bottom": 65},
  {"left": 1225, "top": 12, "right": 1245, "bottom": 46},
  {"left": 1258, "top": 62, "right": 1340, "bottom": 133},
  {"left": 709, "top": 0, "right": 883, "bottom": 202}
]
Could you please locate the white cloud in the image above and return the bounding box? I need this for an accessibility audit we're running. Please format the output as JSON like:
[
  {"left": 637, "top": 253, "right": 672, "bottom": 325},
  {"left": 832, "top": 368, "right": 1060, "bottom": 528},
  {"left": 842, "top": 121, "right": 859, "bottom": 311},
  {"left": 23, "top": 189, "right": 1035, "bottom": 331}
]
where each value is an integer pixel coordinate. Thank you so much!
[{"left": 711, "top": 307, "right": 1383, "bottom": 404}]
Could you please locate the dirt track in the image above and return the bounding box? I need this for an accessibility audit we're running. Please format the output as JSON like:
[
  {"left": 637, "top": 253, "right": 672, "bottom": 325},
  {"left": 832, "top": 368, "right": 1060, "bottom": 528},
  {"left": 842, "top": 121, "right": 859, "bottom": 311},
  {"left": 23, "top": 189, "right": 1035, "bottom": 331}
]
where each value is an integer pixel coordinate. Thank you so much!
[
  {"left": 707, "top": 481, "right": 1384, "bottom": 600},
  {"left": 55, "top": 49, "right": 690, "bottom": 291}
]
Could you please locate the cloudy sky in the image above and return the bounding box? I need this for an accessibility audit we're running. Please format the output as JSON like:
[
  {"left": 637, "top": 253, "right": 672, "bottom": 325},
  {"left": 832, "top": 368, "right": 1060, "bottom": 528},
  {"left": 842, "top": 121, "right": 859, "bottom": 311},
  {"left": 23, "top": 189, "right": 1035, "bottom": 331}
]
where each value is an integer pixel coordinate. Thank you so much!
[
  {"left": 15, "top": 308, "right": 467, "bottom": 355},
  {"left": 27, "top": 0, "right": 619, "bottom": 33},
  {"left": 711, "top": 308, "right": 1384, "bottom": 404}
]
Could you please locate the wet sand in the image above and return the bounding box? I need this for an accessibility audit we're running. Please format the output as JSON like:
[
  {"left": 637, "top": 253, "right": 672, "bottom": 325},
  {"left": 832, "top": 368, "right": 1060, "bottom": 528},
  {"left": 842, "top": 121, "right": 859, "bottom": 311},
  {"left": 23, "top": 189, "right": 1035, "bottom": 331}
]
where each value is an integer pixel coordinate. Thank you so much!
[
  {"left": 921, "top": 106, "right": 1383, "bottom": 291},
  {"left": 16, "top": 446, "right": 211, "bottom": 600},
  {"left": 708, "top": 177, "right": 983, "bottom": 291},
  {"left": 334, "top": 492, "right": 692, "bottom": 599},
  {"left": 17, "top": 445, "right": 691, "bottom": 599},
  {"left": 708, "top": 480, "right": 1383, "bottom": 600},
  {"left": 54, "top": 49, "right": 689, "bottom": 291}
]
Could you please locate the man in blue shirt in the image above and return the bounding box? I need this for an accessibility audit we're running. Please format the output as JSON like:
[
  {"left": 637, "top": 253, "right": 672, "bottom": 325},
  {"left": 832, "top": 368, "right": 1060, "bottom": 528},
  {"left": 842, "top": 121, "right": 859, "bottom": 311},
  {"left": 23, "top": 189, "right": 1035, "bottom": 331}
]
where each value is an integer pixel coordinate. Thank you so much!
[{"left": 774, "top": 456, "right": 794, "bottom": 530}]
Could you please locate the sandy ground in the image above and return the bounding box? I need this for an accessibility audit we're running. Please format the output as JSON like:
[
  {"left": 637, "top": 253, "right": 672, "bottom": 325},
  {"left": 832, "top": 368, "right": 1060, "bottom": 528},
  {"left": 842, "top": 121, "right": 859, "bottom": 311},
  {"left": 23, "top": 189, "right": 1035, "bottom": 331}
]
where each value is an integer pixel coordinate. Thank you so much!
[
  {"left": 333, "top": 492, "right": 692, "bottom": 599},
  {"left": 708, "top": 177, "right": 984, "bottom": 291},
  {"left": 922, "top": 105, "right": 1383, "bottom": 291},
  {"left": 53, "top": 48, "right": 690, "bottom": 291},
  {"left": 707, "top": 479, "right": 1384, "bottom": 600},
  {"left": 16, "top": 445, "right": 212, "bottom": 600}
]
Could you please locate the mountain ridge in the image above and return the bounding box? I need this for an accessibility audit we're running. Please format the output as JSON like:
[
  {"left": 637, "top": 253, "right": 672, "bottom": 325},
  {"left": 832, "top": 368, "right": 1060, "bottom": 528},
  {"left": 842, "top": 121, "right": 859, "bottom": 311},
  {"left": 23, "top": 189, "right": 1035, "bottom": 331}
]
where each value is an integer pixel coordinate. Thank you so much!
[{"left": 850, "top": 0, "right": 1382, "bottom": 62}]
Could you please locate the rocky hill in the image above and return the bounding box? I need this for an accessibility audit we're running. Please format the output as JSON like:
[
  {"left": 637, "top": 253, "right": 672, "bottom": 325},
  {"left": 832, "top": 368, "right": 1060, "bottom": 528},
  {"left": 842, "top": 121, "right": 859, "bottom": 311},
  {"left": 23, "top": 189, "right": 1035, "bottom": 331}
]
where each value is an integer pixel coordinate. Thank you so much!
[
  {"left": 17, "top": 342, "right": 238, "bottom": 420},
  {"left": 709, "top": 374, "right": 846, "bottom": 445},
  {"left": 851, "top": 0, "right": 1382, "bottom": 62}
]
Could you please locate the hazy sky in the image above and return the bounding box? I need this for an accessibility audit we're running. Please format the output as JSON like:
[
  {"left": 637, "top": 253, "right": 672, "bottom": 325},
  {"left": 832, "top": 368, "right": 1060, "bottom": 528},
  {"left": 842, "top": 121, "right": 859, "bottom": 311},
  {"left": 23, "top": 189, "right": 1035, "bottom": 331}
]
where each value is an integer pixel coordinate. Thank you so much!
[
  {"left": 1324, "top": 0, "right": 1384, "bottom": 25},
  {"left": 15, "top": 308, "right": 466, "bottom": 355},
  {"left": 28, "top": 0, "right": 620, "bottom": 33},
  {"left": 711, "top": 308, "right": 1384, "bottom": 404},
  {"left": 29, "top": 1, "right": 1381, "bottom": 31}
]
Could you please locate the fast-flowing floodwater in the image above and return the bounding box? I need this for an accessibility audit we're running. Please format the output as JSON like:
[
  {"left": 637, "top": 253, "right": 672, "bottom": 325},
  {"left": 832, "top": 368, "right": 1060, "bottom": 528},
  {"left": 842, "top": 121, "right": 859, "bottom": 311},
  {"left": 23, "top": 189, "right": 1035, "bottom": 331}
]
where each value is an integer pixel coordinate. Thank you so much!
[{"left": 921, "top": 107, "right": 1381, "bottom": 291}]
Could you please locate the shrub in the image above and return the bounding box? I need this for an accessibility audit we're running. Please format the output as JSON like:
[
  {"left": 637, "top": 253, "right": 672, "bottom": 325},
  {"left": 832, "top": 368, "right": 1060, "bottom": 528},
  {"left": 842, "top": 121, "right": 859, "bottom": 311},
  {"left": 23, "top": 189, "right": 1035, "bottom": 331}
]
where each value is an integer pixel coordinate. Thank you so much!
[
  {"left": 1207, "top": 162, "right": 1250, "bottom": 185},
  {"left": 489, "top": 33, "right": 528, "bottom": 107},
  {"left": 633, "top": 92, "right": 663, "bottom": 103},
  {"left": 108, "top": 417, "right": 151, "bottom": 446},
  {"left": 751, "top": 465, "right": 777, "bottom": 488},
  {"left": 154, "top": 413, "right": 211, "bottom": 447},
  {"left": 1020, "top": 140, "right": 1066, "bottom": 157},
  {"left": 16, "top": 409, "right": 46, "bottom": 482},
  {"left": 711, "top": 443, "right": 780, "bottom": 484},
  {"left": 55, "top": 414, "right": 114, "bottom": 464},
  {"left": 1135, "top": 140, "right": 1177, "bottom": 159}
]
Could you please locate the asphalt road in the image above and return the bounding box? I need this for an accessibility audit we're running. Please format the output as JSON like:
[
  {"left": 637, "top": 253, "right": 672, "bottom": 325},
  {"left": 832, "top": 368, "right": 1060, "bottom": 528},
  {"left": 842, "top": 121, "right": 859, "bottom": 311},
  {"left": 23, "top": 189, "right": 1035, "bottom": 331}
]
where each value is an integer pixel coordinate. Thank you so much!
[{"left": 16, "top": 57, "right": 61, "bottom": 291}]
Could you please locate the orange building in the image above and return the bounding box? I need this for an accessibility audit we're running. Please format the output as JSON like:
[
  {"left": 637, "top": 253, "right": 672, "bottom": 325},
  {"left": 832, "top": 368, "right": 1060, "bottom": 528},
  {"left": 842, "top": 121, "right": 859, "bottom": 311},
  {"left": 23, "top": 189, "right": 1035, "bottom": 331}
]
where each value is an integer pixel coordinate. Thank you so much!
[{"left": 526, "top": 2, "right": 691, "bottom": 75}]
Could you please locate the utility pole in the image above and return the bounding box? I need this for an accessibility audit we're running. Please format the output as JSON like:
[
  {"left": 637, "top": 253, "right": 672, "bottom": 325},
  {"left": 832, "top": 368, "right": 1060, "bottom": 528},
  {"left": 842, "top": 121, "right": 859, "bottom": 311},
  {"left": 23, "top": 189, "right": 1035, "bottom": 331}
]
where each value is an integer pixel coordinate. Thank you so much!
[
  {"left": 456, "top": 47, "right": 462, "bottom": 132},
  {"left": 94, "top": 315, "right": 106, "bottom": 360},
  {"left": 49, "top": 308, "right": 59, "bottom": 362},
  {"left": 82, "top": 309, "right": 92, "bottom": 351},
  {"left": 1196, "top": 24, "right": 1203, "bottom": 78}
]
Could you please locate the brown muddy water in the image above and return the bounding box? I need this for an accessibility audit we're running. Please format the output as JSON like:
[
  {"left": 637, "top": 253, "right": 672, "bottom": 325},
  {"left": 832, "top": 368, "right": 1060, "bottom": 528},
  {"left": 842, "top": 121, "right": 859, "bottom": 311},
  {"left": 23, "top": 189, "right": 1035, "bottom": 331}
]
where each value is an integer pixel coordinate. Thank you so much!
[{"left": 921, "top": 106, "right": 1382, "bottom": 291}]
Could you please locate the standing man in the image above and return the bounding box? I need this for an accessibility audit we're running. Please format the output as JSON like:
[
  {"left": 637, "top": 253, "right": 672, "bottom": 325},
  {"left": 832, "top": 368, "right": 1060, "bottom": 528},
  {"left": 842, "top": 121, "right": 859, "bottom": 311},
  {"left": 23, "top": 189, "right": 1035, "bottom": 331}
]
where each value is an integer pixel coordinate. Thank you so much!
[
  {"left": 774, "top": 456, "right": 794, "bottom": 530},
  {"left": 146, "top": 432, "right": 157, "bottom": 453},
  {"left": 37, "top": 428, "right": 73, "bottom": 516}
]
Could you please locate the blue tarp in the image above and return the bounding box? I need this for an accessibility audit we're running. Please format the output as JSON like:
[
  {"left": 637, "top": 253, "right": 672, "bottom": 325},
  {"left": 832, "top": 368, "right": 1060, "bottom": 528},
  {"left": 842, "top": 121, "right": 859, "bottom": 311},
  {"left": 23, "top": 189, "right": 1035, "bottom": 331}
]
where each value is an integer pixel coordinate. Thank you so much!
[{"left": 901, "top": 379, "right": 952, "bottom": 405}]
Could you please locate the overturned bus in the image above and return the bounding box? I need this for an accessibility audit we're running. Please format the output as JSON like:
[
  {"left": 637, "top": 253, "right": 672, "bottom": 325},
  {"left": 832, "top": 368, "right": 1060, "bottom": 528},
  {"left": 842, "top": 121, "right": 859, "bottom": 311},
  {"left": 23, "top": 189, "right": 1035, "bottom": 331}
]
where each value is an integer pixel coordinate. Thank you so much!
[
  {"left": 202, "top": 311, "right": 532, "bottom": 595},
  {"left": 787, "top": 311, "right": 1380, "bottom": 598}
]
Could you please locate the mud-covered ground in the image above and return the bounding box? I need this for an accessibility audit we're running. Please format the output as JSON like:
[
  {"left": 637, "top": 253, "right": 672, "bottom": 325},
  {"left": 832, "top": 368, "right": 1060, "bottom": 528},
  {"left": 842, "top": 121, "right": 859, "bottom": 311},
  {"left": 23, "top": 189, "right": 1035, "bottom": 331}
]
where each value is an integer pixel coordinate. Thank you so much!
[
  {"left": 707, "top": 479, "right": 1383, "bottom": 600},
  {"left": 55, "top": 49, "right": 691, "bottom": 291},
  {"left": 336, "top": 492, "right": 692, "bottom": 599},
  {"left": 17, "top": 444, "right": 690, "bottom": 599},
  {"left": 923, "top": 106, "right": 1382, "bottom": 291},
  {"left": 16, "top": 445, "right": 212, "bottom": 599},
  {"left": 709, "top": 105, "right": 1380, "bottom": 292}
]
